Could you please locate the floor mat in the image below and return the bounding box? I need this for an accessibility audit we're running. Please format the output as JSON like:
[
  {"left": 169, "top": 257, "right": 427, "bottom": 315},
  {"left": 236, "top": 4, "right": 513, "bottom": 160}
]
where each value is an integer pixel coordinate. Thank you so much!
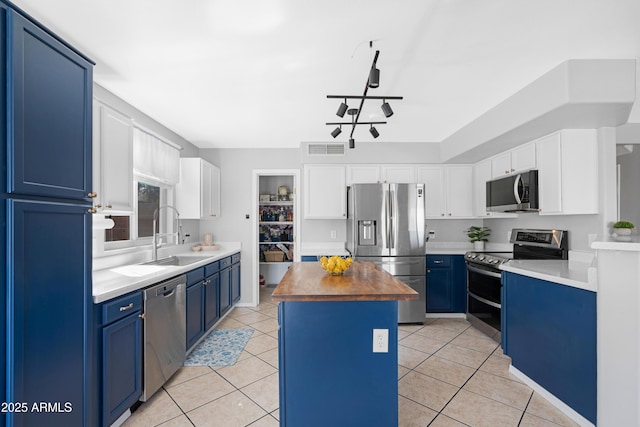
[{"left": 184, "top": 328, "right": 255, "bottom": 366}]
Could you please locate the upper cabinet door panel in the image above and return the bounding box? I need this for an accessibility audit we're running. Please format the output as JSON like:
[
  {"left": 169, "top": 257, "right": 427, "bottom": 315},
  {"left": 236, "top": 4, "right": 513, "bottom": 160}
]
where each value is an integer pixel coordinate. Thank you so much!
[{"left": 8, "top": 11, "right": 93, "bottom": 200}]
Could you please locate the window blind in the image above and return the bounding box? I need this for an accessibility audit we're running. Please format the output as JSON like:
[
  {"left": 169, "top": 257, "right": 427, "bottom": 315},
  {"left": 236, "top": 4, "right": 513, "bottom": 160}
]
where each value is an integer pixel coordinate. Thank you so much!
[{"left": 133, "top": 127, "right": 180, "bottom": 184}]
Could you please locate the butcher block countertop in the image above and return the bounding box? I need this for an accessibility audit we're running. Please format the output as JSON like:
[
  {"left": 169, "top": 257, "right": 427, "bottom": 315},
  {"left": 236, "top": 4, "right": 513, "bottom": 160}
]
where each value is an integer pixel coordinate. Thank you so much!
[{"left": 272, "top": 261, "right": 419, "bottom": 302}]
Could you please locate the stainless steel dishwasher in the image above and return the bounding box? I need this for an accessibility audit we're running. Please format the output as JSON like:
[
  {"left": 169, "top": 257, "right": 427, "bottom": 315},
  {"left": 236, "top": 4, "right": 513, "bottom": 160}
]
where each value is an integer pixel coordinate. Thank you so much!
[{"left": 141, "top": 275, "right": 186, "bottom": 401}]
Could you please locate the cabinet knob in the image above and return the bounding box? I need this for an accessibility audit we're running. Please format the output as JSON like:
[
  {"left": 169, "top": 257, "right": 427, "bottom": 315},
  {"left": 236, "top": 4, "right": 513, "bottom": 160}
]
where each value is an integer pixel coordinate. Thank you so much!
[
  {"left": 87, "top": 208, "right": 97, "bottom": 214},
  {"left": 511, "top": 168, "right": 515, "bottom": 172},
  {"left": 95, "top": 204, "right": 102, "bottom": 209},
  {"left": 505, "top": 170, "right": 509, "bottom": 174},
  {"left": 88, "top": 192, "right": 97, "bottom": 198},
  {"left": 448, "top": 213, "right": 452, "bottom": 216},
  {"left": 434, "top": 260, "right": 443, "bottom": 264},
  {"left": 106, "top": 204, "right": 112, "bottom": 209},
  {"left": 139, "top": 313, "right": 145, "bottom": 319},
  {"left": 441, "top": 213, "right": 445, "bottom": 217}
]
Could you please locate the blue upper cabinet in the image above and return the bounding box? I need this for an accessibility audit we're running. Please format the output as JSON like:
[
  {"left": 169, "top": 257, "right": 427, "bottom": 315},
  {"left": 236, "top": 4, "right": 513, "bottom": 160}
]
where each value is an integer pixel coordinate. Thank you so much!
[{"left": 7, "top": 9, "right": 93, "bottom": 200}]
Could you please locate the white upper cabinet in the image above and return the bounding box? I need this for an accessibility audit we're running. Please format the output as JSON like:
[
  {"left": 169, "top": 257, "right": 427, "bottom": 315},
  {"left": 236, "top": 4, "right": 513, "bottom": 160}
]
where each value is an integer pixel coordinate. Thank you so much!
[
  {"left": 473, "top": 159, "right": 492, "bottom": 217},
  {"left": 92, "top": 101, "right": 134, "bottom": 213},
  {"left": 346, "top": 164, "right": 416, "bottom": 184},
  {"left": 346, "top": 165, "right": 381, "bottom": 184},
  {"left": 418, "top": 165, "right": 473, "bottom": 218},
  {"left": 445, "top": 165, "right": 474, "bottom": 218},
  {"left": 176, "top": 158, "right": 221, "bottom": 219},
  {"left": 381, "top": 165, "right": 417, "bottom": 183},
  {"left": 490, "top": 143, "right": 536, "bottom": 178},
  {"left": 535, "top": 129, "right": 598, "bottom": 215},
  {"left": 304, "top": 165, "right": 346, "bottom": 219},
  {"left": 417, "top": 166, "right": 444, "bottom": 217}
]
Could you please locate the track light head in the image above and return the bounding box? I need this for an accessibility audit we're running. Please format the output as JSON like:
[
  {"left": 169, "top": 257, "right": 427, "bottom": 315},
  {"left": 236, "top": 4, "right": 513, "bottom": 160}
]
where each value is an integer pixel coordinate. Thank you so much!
[
  {"left": 381, "top": 101, "right": 393, "bottom": 118},
  {"left": 336, "top": 102, "right": 348, "bottom": 118},
  {"left": 331, "top": 127, "right": 342, "bottom": 138},
  {"left": 368, "top": 67, "right": 380, "bottom": 88},
  {"left": 370, "top": 126, "right": 379, "bottom": 138},
  {"left": 349, "top": 138, "right": 355, "bottom": 149}
]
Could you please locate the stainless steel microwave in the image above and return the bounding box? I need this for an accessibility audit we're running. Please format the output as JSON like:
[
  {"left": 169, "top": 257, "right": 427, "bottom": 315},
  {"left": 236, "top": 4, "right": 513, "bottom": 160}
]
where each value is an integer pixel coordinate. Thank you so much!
[{"left": 486, "top": 170, "right": 539, "bottom": 212}]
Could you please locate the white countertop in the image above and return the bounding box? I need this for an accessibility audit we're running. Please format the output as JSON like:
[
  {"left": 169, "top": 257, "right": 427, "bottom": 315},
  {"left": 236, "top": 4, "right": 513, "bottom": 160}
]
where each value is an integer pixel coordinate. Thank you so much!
[
  {"left": 592, "top": 237, "right": 640, "bottom": 252},
  {"left": 92, "top": 242, "right": 241, "bottom": 303},
  {"left": 500, "top": 259, "right": 597, "bottom": 292}
]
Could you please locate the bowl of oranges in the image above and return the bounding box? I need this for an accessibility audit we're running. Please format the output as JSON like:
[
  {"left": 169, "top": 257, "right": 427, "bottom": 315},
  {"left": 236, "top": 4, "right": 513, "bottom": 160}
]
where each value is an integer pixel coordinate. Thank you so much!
[{"left": 319, "top": 256, "right": 353, "bottom": 275}]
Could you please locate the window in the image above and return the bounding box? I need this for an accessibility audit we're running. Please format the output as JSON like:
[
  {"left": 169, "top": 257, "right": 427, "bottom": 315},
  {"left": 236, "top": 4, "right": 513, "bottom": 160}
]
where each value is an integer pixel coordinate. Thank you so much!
[
  {"left": 102, "top": 126, "right": 180, "bottom": 249},
  {"left": 137, "top": 182, "right": 160, "bottom": 238},
  {"left": 104, "top": 178, "right": 174, "bottom": 246}
]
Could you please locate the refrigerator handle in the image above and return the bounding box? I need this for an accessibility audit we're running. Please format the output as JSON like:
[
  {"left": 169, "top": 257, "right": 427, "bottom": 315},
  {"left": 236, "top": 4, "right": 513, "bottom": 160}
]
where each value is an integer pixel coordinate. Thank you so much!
[
  {"left": 417, "top": 184, "right": 426, "bottom": 246},
  {"left": 389, "top": 187, "right": 395, "bottom": 249},
  {"left": 384, "top": 187, "right": 390, "bottom": 250}
]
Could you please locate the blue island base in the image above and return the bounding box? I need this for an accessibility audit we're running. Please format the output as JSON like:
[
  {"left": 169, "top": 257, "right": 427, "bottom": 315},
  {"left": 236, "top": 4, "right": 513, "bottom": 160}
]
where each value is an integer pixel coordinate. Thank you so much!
[{"left": 278, "top": 300, "right": 399, "bottom": 427}]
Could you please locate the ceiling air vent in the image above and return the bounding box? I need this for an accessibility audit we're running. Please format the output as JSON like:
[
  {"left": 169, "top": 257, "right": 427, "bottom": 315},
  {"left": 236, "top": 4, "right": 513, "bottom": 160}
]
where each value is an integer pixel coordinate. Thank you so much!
[{"left": 307, "top": 143, "right": 345, "bottom": 156}]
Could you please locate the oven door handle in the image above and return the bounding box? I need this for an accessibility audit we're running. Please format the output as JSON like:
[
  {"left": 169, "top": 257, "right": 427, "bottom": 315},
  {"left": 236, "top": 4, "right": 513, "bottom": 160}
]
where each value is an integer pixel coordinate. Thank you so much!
[
  {"left": 468, "top": 291, "right": 501, "bottom": 309},
  {"left": 467, "top": 264, "right": 502, "bottom": 279}
]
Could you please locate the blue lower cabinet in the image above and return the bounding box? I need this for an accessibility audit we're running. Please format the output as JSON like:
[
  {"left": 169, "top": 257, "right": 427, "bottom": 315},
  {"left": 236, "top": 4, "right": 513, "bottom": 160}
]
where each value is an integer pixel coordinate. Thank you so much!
[
  {"left": 204, "top": 272, "right": 220, "bottom": 331},
  {"left": 502, "top": 272, "right": 596, "bottom": 424},
  {"left": 219, "top": 264, "right": 231, "bottom": 316},
  {"left": 186, "top": 264, "right": 224, "bottom": 350},
  {"left": 231, "top": 259, "right": 241, "bottom": 305},
  {"left": 6, "top": 200, "right": 92, "bottom": 427},
  {"left": 186, "top": 280, "right": 205, "bottom": 350},
  {"left": 278, "top": 300, "right": 398, "bottom": 426},
  {"left": 426, "top": 255, "right": 466, "bottom": 313},
  {"left": 101, "top": 292, "right": 143, "bottom": 426}
]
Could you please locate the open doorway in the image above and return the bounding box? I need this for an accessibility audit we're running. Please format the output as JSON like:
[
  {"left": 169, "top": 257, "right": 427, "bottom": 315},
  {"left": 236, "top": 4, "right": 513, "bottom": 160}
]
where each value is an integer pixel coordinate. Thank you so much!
[{"left": 251, "top": 169, "right": 300, "bottom": 305}]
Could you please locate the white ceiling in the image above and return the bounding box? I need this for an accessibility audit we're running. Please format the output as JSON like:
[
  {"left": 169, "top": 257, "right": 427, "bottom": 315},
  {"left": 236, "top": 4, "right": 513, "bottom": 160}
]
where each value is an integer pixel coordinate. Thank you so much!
[{"left": 13, "top": 0, "right": 640, "bottom": 149}]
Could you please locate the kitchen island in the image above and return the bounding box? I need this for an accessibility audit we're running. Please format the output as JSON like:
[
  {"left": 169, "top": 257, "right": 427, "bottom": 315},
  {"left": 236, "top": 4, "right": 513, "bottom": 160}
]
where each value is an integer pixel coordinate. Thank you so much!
[{"left": 272, "top": 261, "right": 418, "bottom": 427}]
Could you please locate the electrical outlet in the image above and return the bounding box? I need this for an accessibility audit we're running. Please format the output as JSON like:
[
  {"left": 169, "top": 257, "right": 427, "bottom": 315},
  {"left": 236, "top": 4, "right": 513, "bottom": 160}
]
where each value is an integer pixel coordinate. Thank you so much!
[
  {"left": 373, "top": 329, "right": 388, "bottom": 353},
  {"left": 428, "top": 230, "right": 436, "bottom": 240},
  {"left": 330, "top": 230, "right": 337, "bottom": 239}
]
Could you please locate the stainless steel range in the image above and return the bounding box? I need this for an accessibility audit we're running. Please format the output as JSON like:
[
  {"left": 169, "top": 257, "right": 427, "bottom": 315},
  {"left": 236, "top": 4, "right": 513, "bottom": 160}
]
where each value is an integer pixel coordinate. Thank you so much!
[{"left": 465, "top": 229, "right": 568, "bottom": 341}]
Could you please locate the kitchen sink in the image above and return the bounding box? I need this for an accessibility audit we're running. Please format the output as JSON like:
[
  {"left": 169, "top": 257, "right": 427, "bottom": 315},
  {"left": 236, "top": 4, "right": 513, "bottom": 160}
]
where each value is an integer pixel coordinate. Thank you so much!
[{"left": 144, "top": 255, "right": 212, "bottom": 267}]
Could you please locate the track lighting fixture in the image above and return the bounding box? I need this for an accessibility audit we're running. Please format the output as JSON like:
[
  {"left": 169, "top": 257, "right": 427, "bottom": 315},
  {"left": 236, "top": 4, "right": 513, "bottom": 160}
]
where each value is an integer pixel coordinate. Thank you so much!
[
  {"left": 325, "top": 43, "right": 403, "bottom": 148},
  {"left": 336, "top": 100, "right": 348, "bottom": 118},
  {"left": 381, "top": 101, "right": 394, "bottom": 118},
  {"left": 368, "top": 67, "right": 380, "bottom": 88}
]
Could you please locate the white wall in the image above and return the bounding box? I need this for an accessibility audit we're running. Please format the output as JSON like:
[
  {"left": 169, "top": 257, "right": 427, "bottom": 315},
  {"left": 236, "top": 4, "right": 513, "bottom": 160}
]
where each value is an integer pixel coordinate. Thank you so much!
[{"left": 198, "top": 148, "right": 299, "bottom": 305}]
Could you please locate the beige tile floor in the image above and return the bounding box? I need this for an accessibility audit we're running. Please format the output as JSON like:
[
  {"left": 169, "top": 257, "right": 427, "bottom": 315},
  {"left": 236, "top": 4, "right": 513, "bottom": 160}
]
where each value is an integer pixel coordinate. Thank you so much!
[{"left": 123, "top": 286, "right": 580, "bottom": 427}]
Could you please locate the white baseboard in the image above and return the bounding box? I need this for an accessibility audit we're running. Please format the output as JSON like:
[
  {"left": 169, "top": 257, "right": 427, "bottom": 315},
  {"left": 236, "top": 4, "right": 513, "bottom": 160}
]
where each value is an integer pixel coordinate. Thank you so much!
[{"left": 509, "top": 365, "right": 594, "bottom": 427}]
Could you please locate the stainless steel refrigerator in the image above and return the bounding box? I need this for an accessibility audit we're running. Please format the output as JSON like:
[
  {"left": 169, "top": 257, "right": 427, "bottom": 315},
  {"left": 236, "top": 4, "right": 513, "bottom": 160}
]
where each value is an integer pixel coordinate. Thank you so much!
[{"left": 347, "top": 183, "right": 426, "bottom": 323}]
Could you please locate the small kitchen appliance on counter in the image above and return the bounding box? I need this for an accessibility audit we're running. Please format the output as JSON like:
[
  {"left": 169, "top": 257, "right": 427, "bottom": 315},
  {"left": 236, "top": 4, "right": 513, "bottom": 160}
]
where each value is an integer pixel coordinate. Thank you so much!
[{"left": 465, "top": 229, "right": 568, "bottom": 341}]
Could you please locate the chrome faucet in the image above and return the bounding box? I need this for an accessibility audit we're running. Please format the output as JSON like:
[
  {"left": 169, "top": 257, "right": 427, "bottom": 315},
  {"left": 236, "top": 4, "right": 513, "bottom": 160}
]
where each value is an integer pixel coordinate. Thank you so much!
[{"left": 152, "top": 205, "right": 182, "bottom": 261}]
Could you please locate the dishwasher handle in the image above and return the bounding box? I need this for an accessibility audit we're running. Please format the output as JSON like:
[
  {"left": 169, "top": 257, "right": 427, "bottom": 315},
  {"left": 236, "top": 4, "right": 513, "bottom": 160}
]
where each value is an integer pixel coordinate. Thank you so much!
[
  {"left": 159, "top": 288, "right": 176, "bottom": 298},
  {"left": 152, "top": 279, "right": 186, "bottom": 298}
]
